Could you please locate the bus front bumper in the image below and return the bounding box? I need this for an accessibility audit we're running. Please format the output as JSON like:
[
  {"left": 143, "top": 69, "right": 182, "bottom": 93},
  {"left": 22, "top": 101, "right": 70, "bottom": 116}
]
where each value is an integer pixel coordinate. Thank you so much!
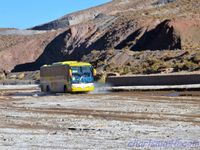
[{"left": 71, "top": 83, "right": 94, "bottom": 92}]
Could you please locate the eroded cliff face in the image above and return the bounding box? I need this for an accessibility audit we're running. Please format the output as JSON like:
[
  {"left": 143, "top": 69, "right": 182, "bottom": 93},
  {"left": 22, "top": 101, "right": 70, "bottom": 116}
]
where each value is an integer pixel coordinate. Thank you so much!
[{"left": 0, "top": 0, "right": 200, "bottom": 73}]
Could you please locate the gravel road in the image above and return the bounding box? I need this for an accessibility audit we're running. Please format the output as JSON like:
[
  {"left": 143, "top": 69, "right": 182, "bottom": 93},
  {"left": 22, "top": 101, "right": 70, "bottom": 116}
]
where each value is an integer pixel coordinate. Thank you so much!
[{"left": 0, "top": 87, "right": 199, "bottom": 149}]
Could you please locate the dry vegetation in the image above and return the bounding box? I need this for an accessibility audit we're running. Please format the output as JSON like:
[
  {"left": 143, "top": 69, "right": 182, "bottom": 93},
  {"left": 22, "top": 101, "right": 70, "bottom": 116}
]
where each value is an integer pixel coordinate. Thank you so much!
[{"left": 84, "top": 48, "right": 200, "bottom": 79}]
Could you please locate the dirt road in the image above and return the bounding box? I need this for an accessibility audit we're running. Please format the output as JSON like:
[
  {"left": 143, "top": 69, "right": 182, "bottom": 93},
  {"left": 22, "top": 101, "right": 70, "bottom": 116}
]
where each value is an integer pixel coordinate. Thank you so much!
[{"left": 0, "top": 88, "right": 199, "bottom": 149}]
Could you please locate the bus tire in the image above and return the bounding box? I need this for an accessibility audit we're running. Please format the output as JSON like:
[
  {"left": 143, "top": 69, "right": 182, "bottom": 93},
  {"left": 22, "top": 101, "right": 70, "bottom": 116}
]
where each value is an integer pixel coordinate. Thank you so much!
[
  {"left": 64, "top": 85, "right": 67, "bottom": 93},
  {"left": 46, "top": 85, "right": 50, "bottom": 92},
  {"left": 41, "top": 85, "right": 44, "bottom": 92}
]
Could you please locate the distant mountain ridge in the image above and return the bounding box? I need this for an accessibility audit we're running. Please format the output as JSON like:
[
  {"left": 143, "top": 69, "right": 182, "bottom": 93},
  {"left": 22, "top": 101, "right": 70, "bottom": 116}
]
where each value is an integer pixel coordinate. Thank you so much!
[{"left": 30, "top": 0, "right": 157, "bottom": 30}]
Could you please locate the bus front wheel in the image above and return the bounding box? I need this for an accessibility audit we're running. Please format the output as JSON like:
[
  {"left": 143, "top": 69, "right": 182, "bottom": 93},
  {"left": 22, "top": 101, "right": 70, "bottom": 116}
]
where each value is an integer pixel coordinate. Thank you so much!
[{"left": 64, "top": 85, "right": 67, "bottom": 93}]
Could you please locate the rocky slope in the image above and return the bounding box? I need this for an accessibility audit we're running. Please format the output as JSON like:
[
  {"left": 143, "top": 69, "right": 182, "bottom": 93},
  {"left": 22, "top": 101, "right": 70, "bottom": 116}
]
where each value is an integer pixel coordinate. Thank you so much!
[
  {"left": 0, "top": 29, "right": 61, "bottom": 72},
  {"left": 0, "top": 0, "right": 200, "bottom": 75}
]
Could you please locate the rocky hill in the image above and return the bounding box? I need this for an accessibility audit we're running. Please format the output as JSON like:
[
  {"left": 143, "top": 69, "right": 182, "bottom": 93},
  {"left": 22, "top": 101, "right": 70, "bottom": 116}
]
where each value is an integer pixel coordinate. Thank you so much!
[{"left": 0, "top": 0, "right": 200, "bottom": 75}]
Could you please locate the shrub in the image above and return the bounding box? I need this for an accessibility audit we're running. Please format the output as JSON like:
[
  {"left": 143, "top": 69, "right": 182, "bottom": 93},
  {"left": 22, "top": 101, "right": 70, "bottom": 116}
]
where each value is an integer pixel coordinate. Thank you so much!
[{"left": 17, "top": 73, "right": 25, "bottom": 80}]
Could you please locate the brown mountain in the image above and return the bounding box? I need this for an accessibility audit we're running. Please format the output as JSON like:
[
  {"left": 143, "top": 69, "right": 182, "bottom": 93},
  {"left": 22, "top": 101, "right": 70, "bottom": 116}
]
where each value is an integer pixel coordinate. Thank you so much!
[{"left": 0, "top": 0, "right": 200, "bottom": 74}]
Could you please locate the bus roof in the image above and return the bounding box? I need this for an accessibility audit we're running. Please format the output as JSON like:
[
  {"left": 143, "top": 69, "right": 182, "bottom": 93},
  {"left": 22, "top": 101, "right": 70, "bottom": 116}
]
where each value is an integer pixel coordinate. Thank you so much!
[
  {"left": 42, "top": 61, "right": 92, "bottom": 68},
  {"left": 59, "top": 61, "right": 91, "bottom": 67}
]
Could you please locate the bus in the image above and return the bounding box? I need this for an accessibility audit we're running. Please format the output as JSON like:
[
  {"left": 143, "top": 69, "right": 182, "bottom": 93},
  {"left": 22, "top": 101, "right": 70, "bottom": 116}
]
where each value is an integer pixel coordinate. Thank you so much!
[{"left": 40, "top": 61, "right": 96, "bottom": 93}]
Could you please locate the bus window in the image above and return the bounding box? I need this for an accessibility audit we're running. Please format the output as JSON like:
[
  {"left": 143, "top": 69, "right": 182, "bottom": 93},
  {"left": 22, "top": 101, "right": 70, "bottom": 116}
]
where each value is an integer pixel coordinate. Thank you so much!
[{"left": 71, "top": 66, "right": 94, "bottom": 84}]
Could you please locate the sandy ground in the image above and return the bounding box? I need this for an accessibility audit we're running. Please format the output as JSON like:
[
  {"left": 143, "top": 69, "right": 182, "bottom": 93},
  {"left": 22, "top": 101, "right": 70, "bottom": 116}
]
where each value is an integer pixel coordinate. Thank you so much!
[{"left": 0, "top": 86, "right": 200, "bottom": 149}]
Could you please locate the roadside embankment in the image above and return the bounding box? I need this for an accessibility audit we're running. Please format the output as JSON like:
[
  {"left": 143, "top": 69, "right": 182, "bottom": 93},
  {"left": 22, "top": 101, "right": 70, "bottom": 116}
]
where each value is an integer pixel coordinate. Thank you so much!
[{"left": 106, "top": 72, "right": 200, "bottom": 91}]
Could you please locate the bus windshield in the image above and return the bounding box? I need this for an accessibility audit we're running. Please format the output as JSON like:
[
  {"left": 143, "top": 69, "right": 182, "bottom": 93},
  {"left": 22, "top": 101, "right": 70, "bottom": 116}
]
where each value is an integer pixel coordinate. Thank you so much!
[{"left": 71, "top": 66, "right": 94, "bottom": 84}]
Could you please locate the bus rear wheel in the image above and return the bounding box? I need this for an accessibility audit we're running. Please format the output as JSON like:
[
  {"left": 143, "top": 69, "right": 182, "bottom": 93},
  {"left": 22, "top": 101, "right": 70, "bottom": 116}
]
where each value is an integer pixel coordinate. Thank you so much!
[
  {"left": 46, "top": 86, "right": 50, "bottom": 92},
  {"left": 40, "top": 85, "right": 44, "bottom": 92}
]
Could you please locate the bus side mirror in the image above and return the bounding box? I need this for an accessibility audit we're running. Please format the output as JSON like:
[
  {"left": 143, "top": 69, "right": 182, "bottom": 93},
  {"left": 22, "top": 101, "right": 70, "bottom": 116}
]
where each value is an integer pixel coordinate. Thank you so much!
[
  {"left": 69, "top": 69, "right": 72, "bottom": 78},
  {"left": 93, "top": 69, "right": 97, "bottom": 77}
]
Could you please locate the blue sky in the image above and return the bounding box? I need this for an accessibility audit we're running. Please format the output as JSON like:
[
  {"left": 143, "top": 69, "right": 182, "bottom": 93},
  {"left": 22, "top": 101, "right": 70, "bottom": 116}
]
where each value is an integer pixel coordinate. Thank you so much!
[{"left": 0, "top": 0, "right": 111, "bottom": 29}]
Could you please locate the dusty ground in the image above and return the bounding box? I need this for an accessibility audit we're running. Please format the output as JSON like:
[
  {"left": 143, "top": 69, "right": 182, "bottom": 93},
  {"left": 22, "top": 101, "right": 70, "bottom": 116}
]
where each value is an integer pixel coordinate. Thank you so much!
[{"left": 0, "top": 86, "right": 200, "bottom": 149}]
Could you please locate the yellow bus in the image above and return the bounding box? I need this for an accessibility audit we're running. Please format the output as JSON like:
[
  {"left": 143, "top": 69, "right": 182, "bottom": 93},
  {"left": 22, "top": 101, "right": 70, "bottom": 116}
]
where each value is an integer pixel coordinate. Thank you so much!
[{"left": 40, "top": 61, "right": 96, "bottom": 93}]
